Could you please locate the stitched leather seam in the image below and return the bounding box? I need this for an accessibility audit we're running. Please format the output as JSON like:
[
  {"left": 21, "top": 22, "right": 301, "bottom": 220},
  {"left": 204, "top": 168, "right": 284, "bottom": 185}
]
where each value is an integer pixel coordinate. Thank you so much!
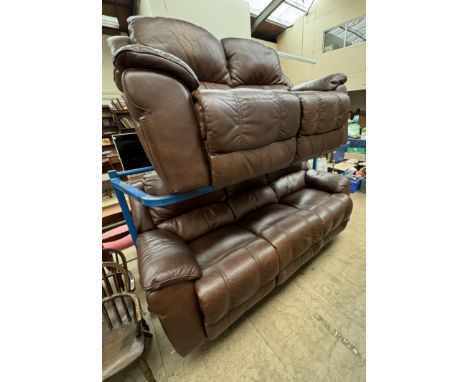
[
  {"left": 245, "top": 244, "right": 266, "bottom": 284},
  {"left": 117, "top": 50, "right": 199, "bottom": 86},
  {"left": 144, "top": 274, "right": 199, "bottom": 291},
  {"left": 204, "top": 277, "right": 274, "bottom": 328},
  {"left": 200, "top": 236, "right": 257, "bottom": 269},
  {"left": 214, "top": 262, "right": 231, "bottom": 323},
  {"left": 231, "top": 91, "right": 245, "bottom": 149},
  {"left": 271, "top": 91, "right": 282, "bottom": 141}
]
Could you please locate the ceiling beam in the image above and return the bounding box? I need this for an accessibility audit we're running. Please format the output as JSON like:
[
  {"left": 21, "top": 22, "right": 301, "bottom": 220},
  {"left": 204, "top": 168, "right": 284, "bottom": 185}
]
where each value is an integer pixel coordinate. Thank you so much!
[{"left": 251, "top": 0, "right": 285, "bottom": 33}]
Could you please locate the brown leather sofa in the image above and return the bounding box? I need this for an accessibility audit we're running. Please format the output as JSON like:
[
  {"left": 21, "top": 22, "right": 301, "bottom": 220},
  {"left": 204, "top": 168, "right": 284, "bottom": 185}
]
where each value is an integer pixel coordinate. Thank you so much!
[{"left": 108, "top": 16, "right": 353, "bottom": 356}]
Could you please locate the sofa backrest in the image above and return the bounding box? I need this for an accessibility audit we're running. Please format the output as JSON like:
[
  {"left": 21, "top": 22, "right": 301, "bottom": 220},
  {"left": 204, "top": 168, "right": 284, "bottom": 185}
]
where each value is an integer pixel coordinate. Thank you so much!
[
  {"left": 128, "top": 16, "right": 231, "bottom": 84},
  {"left": 222, "top": 38, "right": 291, "bottom": 88},
  {"left": 127, "top": 16, "right": 291, "bottom": 88},
  {"left": 131, "top": 164, "right": 308, "bottom": 240}
]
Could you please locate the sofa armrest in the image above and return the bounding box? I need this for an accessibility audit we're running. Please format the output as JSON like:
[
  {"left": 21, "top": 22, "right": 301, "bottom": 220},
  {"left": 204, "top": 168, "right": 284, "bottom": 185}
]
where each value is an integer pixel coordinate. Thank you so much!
[
  {"left": 305, "top": 169, "right": 350, "bottom": 194},
  {"left": 137, "top": 229, "right": 202, "bottom": 292},
  {"left": 107, "top": 37, "right": 200, "bottom": 91},
  {"left": 292, "top": 73, "right": 347, "bottom": 92}
]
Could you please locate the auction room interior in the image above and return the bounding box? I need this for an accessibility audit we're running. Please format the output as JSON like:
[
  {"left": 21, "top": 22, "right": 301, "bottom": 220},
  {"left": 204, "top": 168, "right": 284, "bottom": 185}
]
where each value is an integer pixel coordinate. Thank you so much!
[{"left": 102, "top": 0, "right": 366, "bottom": 381}]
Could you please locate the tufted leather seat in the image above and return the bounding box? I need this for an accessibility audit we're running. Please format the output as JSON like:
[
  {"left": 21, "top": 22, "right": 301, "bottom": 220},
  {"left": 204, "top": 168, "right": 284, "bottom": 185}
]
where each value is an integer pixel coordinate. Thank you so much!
[{"left": 109, "top": 16, "right": 354, "bottom": 356}]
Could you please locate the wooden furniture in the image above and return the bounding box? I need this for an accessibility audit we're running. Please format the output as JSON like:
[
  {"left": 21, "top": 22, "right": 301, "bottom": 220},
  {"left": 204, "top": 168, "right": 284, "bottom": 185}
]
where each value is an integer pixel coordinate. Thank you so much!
[
  {"left": 102, "top": 248, "right": 135, "bottom": 291},
  {"left": 102, "top": 0, "right": 138, "bottom": 35},
  {"left": 102, "top": 104, "right": 122, "bottom": 190},
  {"left": 102, "top": 262, "right": 154, "bottom": 381}
]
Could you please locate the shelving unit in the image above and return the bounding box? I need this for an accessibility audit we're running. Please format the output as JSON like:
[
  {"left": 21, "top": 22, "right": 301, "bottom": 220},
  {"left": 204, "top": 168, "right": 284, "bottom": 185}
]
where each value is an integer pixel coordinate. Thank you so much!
[{"left": 102, "top": 104, "right": 122, "bottom": 179}]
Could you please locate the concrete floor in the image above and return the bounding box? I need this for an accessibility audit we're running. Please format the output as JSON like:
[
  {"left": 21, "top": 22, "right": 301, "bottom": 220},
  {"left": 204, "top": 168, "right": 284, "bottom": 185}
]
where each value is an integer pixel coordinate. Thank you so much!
[{"left": 108, "top": 192, "right": 366, "bottom": 382}]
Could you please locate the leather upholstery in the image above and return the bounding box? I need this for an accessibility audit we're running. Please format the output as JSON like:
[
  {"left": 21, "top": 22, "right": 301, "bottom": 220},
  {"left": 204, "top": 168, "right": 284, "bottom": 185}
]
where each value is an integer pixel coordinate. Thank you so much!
[
  {"left": 146, "top": 282, "right": 206, "bottom": 356},
  {"left": 157, "top": 201, "right": 235, "bottom": 242},
  {"left": 131, "top": 165, "right": 353, "bottom": 354},
  {"left": 137, "top": 230, "right": 201, "bottom": 291},
  {"left": 127, "top": 182, "right": 156, "bottom": 233},
  {"left": 222, "top": 38, "right": 292, "bottom": 87},
  {"left": 294, "top": 90, "right": 350, "bottom": 160},
  {"left": 112, "top": 43, "right": 200, "bottom": 91},
  {"left": 109, "top": 16, "right": 350, "bottom": 193},
  {"left": 122, "top": 70, "right": 210, "bottom": 193},
  {"left": 305, "top": 169, "right": 351, "bottom": 194},
  {"left": 128, "top": 16, "right": 231, "bottom": 84},
  {"left": 193, "top": 228, "right": 278, "bottom": 326},
  {"left": 108, "top": 17, "right": 354, "bottom": 356},
  {"left": 292, "top": 73, "right": 347, "bottom": 92},
  {"left": 193, "top": 88, "right": 300, "bottom": 186}
]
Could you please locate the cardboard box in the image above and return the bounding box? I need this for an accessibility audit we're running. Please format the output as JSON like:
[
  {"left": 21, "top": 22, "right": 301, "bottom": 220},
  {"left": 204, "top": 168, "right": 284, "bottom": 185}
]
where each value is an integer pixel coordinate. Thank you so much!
[{"left": 344, "top": 152, "right": 366, "bottom": 161}]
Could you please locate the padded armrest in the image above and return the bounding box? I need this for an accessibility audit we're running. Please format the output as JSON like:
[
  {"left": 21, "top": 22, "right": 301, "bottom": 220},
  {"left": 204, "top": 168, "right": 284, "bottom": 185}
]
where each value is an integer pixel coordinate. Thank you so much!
[
  {"left": 292, "top": 73, "right": 347, "bottom": 92},
  {"left": 107, "top": 37, "right": 200, "bottom": 91},
  {"left": 305, "top": 169, "right": 350, "bottom": 194},
  {"left": 137, "top": 229, "right": 202, "bottom": 291}
]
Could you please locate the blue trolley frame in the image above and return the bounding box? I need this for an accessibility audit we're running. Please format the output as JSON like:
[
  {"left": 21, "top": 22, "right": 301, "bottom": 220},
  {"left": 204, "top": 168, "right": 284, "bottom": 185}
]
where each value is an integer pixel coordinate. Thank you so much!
[{"left": 109, "top": 159, "right": 318, "bottom": 247}]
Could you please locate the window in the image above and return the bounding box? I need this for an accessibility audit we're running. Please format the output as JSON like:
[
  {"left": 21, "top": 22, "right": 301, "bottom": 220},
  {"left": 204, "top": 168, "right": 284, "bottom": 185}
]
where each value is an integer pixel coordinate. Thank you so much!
[
  {"left": 248, "top": 0, "right": 315, "bottom": 27},
  {"left": 323, "top": 15, "right": 366, "bottom": 53}
]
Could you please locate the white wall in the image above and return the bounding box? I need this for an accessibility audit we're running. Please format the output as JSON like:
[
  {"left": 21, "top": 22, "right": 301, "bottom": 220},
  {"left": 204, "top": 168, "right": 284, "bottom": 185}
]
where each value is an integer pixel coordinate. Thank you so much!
[
  {"left": 277, "top": 0, "right": 366, "bottom": 91},
  {"left": 102, "top": 35, "right": 121, "bottom": 105},
  {"left": 139, "top": 0, "right": 251, "bottom": 39}
]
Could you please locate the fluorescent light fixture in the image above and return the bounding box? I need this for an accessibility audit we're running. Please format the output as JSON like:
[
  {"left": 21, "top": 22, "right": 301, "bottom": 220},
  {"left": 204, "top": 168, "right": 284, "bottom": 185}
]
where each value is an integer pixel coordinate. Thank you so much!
[
  {"left": 102, "top": 15, "right": 119, "bottom": 29},
  {"left": 277, "top": 51, "right": 316, "bottom": 64}
]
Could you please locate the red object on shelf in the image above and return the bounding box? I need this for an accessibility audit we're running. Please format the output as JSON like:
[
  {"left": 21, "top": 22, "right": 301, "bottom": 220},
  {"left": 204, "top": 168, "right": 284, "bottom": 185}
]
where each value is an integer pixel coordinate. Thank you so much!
[{"left": 102, "top": 224, "right": 133, "bottom": 250}]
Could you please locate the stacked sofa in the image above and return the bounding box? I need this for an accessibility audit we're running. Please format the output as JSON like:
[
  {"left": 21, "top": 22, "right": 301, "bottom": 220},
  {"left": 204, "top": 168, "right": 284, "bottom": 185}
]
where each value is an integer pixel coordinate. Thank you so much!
[{"left": 108, "top": 16, "right": 353, "bottom": 356}]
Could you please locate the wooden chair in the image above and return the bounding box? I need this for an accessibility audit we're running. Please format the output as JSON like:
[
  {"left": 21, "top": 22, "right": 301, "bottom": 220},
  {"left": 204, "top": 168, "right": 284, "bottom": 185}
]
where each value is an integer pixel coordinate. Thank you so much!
[
  {"left": 102, "top": 262, "right": 154, "bottom": 381},
  {"left": 102, "top": 248, "right": 135, "bottom": 291}
]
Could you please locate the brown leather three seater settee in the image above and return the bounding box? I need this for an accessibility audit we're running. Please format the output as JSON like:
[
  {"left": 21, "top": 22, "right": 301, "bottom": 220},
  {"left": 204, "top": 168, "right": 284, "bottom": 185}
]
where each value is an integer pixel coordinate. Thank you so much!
[{"left": 108, "top": 16, "right": 353, "bottom": 356}]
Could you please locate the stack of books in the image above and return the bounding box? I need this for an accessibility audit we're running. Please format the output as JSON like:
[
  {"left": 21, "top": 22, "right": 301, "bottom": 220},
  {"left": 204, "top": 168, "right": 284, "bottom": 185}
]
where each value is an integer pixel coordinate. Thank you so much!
[
  {"left": 111, "top": 98, "right": 127, "bottom": 111},
  {"left": 120, "top": 117, "right": 136, "bottom": 130}
]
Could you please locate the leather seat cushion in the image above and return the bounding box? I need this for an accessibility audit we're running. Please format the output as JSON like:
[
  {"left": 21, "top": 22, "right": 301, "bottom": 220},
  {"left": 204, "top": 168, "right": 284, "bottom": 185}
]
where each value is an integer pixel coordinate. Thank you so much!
[
  {"left": 190, "top": 225, "right": 279, "bottom": 326},
  {"left": 281, "top": 190, "right": 353, "bottom": 236},
  {"left": 239, "top": 204, "right": 322, "bottom": 271}
]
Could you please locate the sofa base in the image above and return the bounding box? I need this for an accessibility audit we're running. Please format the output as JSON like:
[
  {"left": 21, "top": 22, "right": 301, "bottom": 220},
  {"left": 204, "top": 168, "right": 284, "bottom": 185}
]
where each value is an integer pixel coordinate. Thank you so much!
[{"left": 138, "top": 168, "right": 353, "bottom": 356}]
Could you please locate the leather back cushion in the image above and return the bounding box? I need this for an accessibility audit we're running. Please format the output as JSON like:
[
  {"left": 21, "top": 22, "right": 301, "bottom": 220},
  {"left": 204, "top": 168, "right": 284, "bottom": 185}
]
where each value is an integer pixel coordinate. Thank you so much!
[
  {"left": 142, "top": 173, "right": 227, "bottom": 226},
  {"left": 270, "top": 170, "right": 307, "bottom": 199},
  {"left": 227, "top": 186, "right": 278, "bottom": 220},
  {"left": 127, "top": 182, "right": 156, "bottom": 234},
  {"left": 157, "top": 202, "right": 235, "bottom": 242},
  {"left": 222, "top": 38, "right": 291, "bottom": 87},
  {"left": 224, "top": 175, "right": 268, "bottom": 197},
  {"left": 266, "top": 162, "right": 308, "bottom": 183},
  {"left": 128, "top": 16, "right": 230, "bottom": 84}
]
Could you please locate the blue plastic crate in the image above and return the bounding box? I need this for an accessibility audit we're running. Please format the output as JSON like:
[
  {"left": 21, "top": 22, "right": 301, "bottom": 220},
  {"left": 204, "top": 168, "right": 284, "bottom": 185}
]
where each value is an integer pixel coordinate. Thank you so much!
[{"left": 349, "top": 178, "right": 362, "bottom": 193}]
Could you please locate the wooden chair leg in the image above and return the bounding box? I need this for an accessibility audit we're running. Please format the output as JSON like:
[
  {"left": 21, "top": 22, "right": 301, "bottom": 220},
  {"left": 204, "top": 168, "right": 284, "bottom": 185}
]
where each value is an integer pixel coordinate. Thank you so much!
[{"left": 138, "top": 357, "right": 156, "bottom": 382}]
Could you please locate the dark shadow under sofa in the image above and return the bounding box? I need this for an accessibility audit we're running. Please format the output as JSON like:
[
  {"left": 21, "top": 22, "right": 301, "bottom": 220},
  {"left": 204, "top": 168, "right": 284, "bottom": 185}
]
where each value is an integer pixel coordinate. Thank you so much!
[{"left": 108, "top": 16, "right": 353, "bottom": 356}]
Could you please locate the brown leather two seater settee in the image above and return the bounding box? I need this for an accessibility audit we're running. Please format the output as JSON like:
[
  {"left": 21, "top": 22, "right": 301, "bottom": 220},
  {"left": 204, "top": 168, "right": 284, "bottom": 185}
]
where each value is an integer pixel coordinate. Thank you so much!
[{"left": 108, "top": 16, "right": 353, "bottom": 356}]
